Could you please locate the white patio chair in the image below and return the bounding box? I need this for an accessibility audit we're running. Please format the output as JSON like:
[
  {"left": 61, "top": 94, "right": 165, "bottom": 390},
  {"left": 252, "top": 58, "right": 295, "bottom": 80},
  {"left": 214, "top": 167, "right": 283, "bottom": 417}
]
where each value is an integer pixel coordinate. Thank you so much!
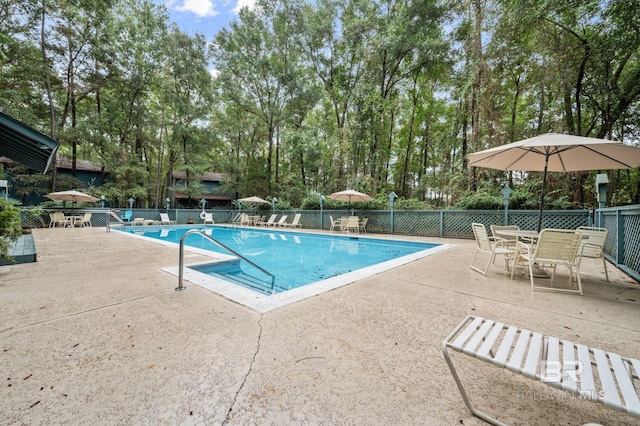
[
  {"left": 329, "top": 216, "right": 342, "bottom": 232},
  {"left": 50, "top": 212, "right": 67, "bottom": 228},
  {"left": 470, "top": 223, "right": 515, "bottom": 275},
  {"left": 345, "top": 216, "right": 359, "bottom": 233},
  {"left": 80, "top": 212, "right": 92, "bottom": 227},
  {"left": 489, "top": 224, "right": 520, "bottom": 249},
  {"left": 203, "top": 212, "right": 214, "bottom": 224},
  {"left": 511, "top": 228, "right": 584, "bottom": 295},
  {"left": 576, "top": 226, "right": 609, "bottom": 282}
]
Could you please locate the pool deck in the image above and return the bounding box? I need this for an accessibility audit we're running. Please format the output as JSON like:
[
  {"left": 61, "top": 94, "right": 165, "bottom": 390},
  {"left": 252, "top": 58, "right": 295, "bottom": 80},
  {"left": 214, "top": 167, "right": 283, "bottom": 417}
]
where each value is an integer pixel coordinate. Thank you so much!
[{"left": 1, "top": 227, "right": 639, "bottom": 425}]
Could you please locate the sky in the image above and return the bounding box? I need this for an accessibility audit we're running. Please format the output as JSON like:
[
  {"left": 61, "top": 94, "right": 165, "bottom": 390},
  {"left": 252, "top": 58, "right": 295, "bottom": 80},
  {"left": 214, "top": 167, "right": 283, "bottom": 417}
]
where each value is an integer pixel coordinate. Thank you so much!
[{"left": 154, "top": 0, "right": 256, "bottom": 39}]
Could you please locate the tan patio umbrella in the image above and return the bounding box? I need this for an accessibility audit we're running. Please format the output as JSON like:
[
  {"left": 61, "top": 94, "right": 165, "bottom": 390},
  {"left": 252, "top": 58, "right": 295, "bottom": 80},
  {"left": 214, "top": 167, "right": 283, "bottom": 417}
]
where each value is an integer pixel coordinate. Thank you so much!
[
  {"left": 46, "top": 189, "right": 100, "bottom": 203},
  {"left": 328, "top": 189, "right": 372, "bottom": 203},
  {"left": 238, "top": 196, "right": 270, "bottom": 204},
  {"left": 328, "top": 189, "right": 372, "bottom": 212},
  {"left": 468, "top": 133, "right": 640, "bottom": 230}
]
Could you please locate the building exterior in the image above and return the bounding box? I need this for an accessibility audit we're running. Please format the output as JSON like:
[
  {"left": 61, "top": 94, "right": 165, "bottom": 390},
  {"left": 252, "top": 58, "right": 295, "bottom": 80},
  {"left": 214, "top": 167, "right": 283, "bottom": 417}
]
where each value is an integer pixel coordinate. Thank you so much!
[
  {"left": 171, "top": 171, "right": 233, "bottom": 208},
  {"left": 1, "top": 156, "right": 232, "bottom": 208}
]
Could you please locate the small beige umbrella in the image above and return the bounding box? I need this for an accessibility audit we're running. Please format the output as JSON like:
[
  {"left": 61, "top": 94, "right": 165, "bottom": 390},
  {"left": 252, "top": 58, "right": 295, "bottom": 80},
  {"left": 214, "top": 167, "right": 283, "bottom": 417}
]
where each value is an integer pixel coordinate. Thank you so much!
[
  {"left": 238, "top": 196, "right": 270, "bottom": 204},
  {"left": 46, "top": 189, "right": 100, "bottom": 214},
  {"left": 468, "top": 133, "right": 640, "bottom": 230},
  {"left": 328, "top": 189, "right": 372, "bottom": 213},
  {"left": 328, "top": 189, "right": 372, "bottom": 203},
  {"left": 46, "top": 190, "right": 100, "bottom": 203}
]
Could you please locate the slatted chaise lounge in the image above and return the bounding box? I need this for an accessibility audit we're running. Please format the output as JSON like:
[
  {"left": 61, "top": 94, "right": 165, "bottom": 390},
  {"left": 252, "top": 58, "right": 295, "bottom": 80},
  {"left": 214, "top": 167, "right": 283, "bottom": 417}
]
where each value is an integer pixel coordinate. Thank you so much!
[{"left": 443, "top": 315, "right": 640, "bottom": 425}]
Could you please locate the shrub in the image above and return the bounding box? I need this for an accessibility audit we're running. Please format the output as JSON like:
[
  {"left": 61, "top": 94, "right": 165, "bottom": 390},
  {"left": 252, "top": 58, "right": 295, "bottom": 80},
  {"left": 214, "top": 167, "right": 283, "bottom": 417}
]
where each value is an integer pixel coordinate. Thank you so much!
[
  {"left": 455, "top": 192, "right": 502, "bottom": 210},
  {"left": 0, "top": 199, "right": 22, "bottom": 259}
]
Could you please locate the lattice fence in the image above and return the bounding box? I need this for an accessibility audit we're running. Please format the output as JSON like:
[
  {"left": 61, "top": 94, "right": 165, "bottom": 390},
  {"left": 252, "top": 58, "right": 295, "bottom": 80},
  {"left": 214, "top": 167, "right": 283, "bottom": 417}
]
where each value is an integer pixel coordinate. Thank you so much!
[
  {"left": 603, "top": 214, "right": 618, "bottom": 261},
  {"left": 600, "top": 206, "right": 640, "bottom": 281},
  {"left": 17, "top": 205, "right": 639, "bottom": 281},
  {"left": 623, "top": 212, "right": 640, "bottom": 277}
]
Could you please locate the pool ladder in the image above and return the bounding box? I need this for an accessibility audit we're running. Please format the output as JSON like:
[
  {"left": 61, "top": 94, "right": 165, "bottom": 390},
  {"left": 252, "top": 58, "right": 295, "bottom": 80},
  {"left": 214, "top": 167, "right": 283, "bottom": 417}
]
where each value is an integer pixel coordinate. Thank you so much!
[
  {"left": 105, "top": 211, "right": 125, "bottom": 232},
  {"left": 175, "top": 229, "right": 275, "bottom": 292}
]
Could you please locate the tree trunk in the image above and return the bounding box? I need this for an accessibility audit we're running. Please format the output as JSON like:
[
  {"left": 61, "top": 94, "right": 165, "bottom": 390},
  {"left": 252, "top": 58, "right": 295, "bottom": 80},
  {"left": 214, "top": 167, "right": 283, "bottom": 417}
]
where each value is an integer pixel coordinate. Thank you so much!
[{"left": 41, "top": 0, "right": 57, "bottom": 190}]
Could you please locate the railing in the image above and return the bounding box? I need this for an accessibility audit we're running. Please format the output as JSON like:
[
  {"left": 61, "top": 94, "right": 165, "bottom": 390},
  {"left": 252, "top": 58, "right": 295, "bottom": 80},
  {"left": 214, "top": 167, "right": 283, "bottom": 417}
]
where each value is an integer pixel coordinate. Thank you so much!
[
  {"left": 175, "top": 229, "right": 275, "bottom": 292},
  {"left": 105, "top": 211, "right": 125, "bottom": 232},
  {"left": 597, "top": 204, "right": 640, "bottom": 281}
]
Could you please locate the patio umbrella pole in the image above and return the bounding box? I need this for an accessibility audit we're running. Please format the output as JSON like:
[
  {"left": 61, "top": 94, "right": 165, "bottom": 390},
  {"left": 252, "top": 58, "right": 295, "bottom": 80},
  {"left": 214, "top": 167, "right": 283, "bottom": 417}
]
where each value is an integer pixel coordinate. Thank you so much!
[{"left": 537, "top": 154, "right": 549, "bottom": 232}]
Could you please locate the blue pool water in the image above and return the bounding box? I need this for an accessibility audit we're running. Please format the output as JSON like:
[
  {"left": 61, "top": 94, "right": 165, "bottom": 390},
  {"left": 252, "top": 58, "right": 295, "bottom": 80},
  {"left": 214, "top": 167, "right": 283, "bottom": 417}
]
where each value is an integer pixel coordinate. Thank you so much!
[{"left": 125, "top": 226, "right": 439, "bottom": 295}]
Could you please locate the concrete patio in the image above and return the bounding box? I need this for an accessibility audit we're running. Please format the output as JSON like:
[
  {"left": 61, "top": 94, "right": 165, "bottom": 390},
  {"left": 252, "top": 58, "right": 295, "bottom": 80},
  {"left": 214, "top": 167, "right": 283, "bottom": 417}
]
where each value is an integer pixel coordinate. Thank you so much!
[{"left": 1, "top": 227, "right": 639, "bottom": 425}]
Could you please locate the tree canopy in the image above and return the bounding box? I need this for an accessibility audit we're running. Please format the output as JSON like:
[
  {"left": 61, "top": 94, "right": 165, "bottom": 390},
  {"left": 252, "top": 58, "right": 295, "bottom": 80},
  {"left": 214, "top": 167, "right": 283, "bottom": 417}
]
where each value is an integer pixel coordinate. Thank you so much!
[{"left": 1, "top": 0, "right": 639, "bottom": 209}]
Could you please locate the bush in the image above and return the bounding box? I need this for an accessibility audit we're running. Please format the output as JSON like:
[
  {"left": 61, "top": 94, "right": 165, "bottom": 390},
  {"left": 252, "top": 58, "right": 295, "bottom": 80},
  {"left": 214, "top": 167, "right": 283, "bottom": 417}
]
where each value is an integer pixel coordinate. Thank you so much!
[
  {"left": 25, "top": 205, "right": 46, "bottom": 228},
  {"left": 455, "top": 192, "right": 502, "bottom": 210},
  {"left": 0, "top": 199, "right": 22, "bottom": 259}
]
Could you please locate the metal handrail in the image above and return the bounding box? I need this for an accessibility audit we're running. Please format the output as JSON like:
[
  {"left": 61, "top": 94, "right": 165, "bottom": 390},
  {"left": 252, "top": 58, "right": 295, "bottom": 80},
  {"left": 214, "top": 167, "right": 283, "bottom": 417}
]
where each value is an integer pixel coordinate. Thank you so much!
[
  {"left": 105, "top": 211, "right": 125, "bottom": 232},
  {"left": 175, "top": 228, "right": 275, "bottom": 292}
]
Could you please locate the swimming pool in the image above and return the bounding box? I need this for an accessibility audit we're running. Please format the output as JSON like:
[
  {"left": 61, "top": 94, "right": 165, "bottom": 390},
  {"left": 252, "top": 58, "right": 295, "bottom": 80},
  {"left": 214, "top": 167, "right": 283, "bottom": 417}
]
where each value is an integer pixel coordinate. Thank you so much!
[{"left": 121, "top": 225, "right": 452, "bottom": 312}]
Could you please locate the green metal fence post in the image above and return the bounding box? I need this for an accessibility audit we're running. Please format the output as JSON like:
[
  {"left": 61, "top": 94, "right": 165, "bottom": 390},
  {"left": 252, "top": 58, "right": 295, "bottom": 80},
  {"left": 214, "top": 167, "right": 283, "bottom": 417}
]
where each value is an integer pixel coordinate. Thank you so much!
[
  {"left": 501, "top": 186, "right": 513, "bottom": 225},
  {"left": 616, "top": 208, "right": 624, "bottom": 266}
]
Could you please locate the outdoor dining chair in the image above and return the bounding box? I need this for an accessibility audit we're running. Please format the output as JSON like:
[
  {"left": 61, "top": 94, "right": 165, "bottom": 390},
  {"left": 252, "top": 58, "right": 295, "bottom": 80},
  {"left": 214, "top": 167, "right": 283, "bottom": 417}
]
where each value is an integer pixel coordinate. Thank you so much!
[
  {"left": 489, "top": 224, "right": 519, "bottom": 249},
  {"left": 358, "top": 217, "right": 368, "bottom": 233},
  {"left": 511, "top": 228, "right": 584, "bottom": 295},
  {"left": 576, "top": 226, "right": 609, "bottom": 282},
  {"left": 329, "top": 216, "right": 342, "bottom": 232},
  {"left": 345, "top": 216, "right": 360, "bottom": 234},
  {"left": 50, "top": 212, "right": 68, "bottom": 228},
  {"left": 470, "top": 223, "right": 515, "bottom": 275},
  {"left": 80, "top": 212, "right": 92, "bottom": 227}
]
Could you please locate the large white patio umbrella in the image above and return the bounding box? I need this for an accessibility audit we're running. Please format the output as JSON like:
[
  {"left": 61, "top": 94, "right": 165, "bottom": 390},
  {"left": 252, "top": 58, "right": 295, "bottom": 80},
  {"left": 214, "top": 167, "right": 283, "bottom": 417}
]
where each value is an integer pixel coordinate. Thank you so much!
[{"left": 468, "top": 133, "right": 640, "bottom": 230}]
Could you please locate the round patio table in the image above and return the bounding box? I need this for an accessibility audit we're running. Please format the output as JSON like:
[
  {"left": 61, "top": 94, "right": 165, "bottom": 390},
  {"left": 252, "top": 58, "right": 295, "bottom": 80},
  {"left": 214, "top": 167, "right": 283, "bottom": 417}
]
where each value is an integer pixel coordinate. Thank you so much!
[{"left": 493, "top": 229, "right": 547, "bottom": 277}]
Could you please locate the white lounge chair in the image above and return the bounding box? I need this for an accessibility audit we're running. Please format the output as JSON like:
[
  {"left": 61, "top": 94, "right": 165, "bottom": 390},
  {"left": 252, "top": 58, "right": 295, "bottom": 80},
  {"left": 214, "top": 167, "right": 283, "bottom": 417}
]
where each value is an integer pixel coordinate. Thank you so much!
[
  {"left": 203, "top": 212, "right": 214, "bottom": 224},
  {"left": 511, "top": 228, "right": 583, "bottom": 294},
  {"left": 470, "top": 223, "right": 515, "bottom": 275},
  {"left": 159, "top": 213, "right": 176, "bottom": 225},
  {"left": 232, "top": 213, "right": 250, "bottom": 226},
  {"left": 257, "top": 214, "right": 277, "bottom": 226},
  {"left": 576, "top": 226, "right": 609, "bottom": 281},
  {"left": 443, "top": 315, "right": 640, "bottom": 425},
  {"left": 281, "top": 213, "right": 302, "bottom": 228},
  {"left": 271, "top": 215, "right": 288, "bottom": 227}
]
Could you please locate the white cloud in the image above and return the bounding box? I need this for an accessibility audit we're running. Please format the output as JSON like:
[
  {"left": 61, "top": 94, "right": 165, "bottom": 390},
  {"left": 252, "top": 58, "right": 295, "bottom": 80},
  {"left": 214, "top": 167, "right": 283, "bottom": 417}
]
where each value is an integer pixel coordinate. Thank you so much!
[
  {"left": 176, "top": 0, "right": 219, "bottom": 17},
  {"left": 232, "top": 0, "right": 256, "bottom": 14},
  {"left": 210, "top": 68, "right": 220, "bottom": 79}
]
